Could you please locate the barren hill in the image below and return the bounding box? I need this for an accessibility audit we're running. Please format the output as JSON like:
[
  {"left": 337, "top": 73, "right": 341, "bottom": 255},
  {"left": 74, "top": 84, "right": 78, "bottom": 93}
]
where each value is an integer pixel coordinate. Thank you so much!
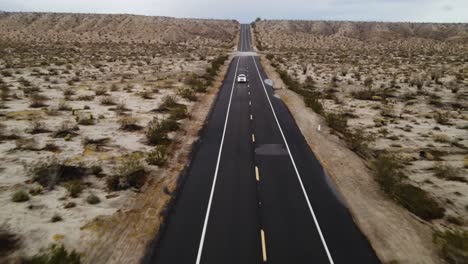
[
  {"left": 255, "top": 20, "right": 468, "bottom": 46},
  {"left": 0, "top": 12, "right": 238, "bottom": 46}
]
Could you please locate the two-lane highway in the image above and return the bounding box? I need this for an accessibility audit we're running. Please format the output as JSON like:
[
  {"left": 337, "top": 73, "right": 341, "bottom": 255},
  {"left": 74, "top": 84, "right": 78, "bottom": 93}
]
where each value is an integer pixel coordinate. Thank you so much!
[{"left": 144, "top": 24, "right": 379, "bottom": 264}]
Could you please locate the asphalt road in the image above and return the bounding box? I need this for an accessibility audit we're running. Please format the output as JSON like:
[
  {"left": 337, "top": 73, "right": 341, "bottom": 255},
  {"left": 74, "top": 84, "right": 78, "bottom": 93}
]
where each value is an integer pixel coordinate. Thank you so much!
[{"left": 144, "top": 24, "right": 380, "bottom": 264}]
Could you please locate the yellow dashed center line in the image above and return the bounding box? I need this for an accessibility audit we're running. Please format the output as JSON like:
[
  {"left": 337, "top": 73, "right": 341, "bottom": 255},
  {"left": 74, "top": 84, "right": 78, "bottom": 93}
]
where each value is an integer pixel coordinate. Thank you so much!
[
  {"left": 255, "top": 166, "right": 260, "bottom": 181},
  {"left": 261, "top": 229, "right": 267, "bottom": 262},
  {"left": 252, "top": 133, "right": 255, "bottom": 143},
  {"left": 250, "top": 114, "right": 253, "bottom": 121},
  {"left": 249, "top": 101, "right": 252, "bottom": 106}
]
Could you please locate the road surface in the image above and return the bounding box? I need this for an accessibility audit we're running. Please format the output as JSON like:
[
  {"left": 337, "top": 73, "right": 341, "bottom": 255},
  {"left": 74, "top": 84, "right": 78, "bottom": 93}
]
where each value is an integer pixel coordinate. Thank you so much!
[{"left": 143, "top": 24, "right": 379, "bottom": 264}]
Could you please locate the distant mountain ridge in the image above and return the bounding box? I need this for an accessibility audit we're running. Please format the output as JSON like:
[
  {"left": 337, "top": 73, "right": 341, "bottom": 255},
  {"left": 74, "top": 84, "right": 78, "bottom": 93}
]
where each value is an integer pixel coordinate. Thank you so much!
[
  {"left": 0, "top": 12, "right": 238, "bottom": 45},
  {"left": 255, "top": 20, "right": 468, "bottom": 43}
]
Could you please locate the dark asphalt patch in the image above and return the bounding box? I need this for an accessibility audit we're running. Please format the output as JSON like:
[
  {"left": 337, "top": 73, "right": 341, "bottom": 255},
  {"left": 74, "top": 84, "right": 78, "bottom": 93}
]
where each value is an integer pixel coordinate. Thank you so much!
[{"left": 255, "top": 144, "right": 288, "bottom": 156}]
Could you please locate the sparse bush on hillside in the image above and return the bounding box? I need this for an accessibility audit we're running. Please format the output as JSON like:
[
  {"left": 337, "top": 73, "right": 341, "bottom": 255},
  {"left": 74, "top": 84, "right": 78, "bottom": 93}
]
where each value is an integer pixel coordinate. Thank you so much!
[
  {"left": 434, "top": 230, "right": 468, "bottom": 264},
  {"left": 107, "top": 154, "right": 146, "bottom": 191},
  {"left": 146, "top": 118, "right": 168, "bottom": 146},
  {"left": 12, "top": 190, "right": 30, "bottom": 203},
  {"left": 23, "top": 244, "right": 81, "bottom": 264},
  {"left": 373, "top": 154, "right": 445, "bottom": 220},
  {"left": 146, "top": 146, "right": 168, "bottom": 166}
]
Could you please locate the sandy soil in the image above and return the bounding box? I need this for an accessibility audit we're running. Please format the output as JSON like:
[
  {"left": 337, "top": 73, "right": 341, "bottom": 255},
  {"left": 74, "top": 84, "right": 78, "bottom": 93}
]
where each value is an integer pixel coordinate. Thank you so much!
[
  {"left": 0, "top": 12, "right": 238, "bottom": 263},
  {"left": 254, "top": 19, "right": 468, "bottom": 263}
]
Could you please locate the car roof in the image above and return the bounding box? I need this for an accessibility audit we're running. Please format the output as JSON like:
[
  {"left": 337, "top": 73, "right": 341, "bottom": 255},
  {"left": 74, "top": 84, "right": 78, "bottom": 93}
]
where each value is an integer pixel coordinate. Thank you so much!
[{"left": 238, "top": 74, "right": 246, "bottom": 76}]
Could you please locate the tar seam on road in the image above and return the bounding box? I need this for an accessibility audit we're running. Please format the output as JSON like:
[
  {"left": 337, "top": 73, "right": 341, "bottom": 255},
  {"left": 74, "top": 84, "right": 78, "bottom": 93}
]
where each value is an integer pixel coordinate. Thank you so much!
[
  {"left": 251, "top": 56, "right": 335, "bottom": 264},
  {"left": 195, "top": 57, "right": 241, "bottom": 264}
]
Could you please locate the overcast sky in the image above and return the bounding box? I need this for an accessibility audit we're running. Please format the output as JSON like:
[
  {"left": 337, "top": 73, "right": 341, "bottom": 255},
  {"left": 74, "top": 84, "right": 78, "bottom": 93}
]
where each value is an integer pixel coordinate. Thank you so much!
[{"left": 0, "top": 0, "right": 467, "bottom": 23}]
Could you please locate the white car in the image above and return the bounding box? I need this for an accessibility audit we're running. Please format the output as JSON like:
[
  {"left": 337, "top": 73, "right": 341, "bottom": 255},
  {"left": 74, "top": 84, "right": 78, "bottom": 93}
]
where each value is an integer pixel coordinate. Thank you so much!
[{"left": 237, "top": 74, "right": 247, "bottom": 83}]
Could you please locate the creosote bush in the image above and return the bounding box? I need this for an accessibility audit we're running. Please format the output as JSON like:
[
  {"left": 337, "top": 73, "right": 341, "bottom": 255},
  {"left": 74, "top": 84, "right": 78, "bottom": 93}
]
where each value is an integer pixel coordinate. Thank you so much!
[
  {"left": 12, "top": 190, "right": 30, "bottom": 202},
  {"left": 373, "top": 154, "right": 445, "bottom": 220},
  {"left": 146, "top": 146, "right": 168, "bottom": 166},
  {"left": 23, "top": 244, "right": 81, "bottom": 264},
  {"left": 146, "top": 117, "right": 168, "bottom": 145},
  {"left": 433, "top": 230, "right": 468, "bottom": 264},
  {"left": 86, "top": 194, "right": 100, "bottom": 204},
  {"left": 107, "top": 154, "right": 146, "bottom": 191}
]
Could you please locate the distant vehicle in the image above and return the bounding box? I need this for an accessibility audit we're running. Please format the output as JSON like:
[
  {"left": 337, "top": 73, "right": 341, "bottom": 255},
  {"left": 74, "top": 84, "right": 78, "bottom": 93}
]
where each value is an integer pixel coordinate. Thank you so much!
[{"left": 237, "top": 74, "right": 247, "bottom": 83}]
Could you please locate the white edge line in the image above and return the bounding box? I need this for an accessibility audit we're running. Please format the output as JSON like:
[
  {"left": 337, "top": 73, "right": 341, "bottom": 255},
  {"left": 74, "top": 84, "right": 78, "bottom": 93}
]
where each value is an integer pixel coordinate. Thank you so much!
[
  {"left": 252, "top": 56, "right": 335, "bottom": 264},
  {"left": 195, "top": 57, "right": 240, "bottom": 264}
]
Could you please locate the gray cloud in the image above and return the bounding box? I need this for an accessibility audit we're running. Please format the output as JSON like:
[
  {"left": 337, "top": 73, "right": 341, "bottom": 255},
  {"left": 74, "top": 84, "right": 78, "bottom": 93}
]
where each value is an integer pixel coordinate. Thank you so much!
[{"left": 0, "top": 0, "right": 466, "bottom": 22}]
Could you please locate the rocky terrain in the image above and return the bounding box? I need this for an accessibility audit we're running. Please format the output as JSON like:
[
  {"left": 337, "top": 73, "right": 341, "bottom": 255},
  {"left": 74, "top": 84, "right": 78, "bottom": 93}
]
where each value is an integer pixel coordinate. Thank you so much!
[
  {"left": 0, "top": 12, "right": 237, "bottom": 263},
  {"left": 254, "top": 19, "right": 468, "bottom": 263}
]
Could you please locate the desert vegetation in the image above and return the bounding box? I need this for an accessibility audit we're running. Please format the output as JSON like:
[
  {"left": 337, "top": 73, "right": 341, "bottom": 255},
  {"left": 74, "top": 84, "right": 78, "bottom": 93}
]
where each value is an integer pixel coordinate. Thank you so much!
[
  {"left": 0, "top": 12, "right": 236, "bottom": 262},
  {"left": 254, "top": 19, "right": 468, "bottom": 262}
]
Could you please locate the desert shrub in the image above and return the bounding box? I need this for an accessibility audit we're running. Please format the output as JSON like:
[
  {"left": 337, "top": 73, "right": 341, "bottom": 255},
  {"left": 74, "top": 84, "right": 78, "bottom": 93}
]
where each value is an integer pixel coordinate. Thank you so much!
[
  {"left": 52, "top": 121, "right": 79, "bottom": 138},
  {"left": 86, "top": 194, "right": 100, "bottom": 204},
  {"left": 434, "top": 230, "right": 468, "bottom": 264},
  {"left": 118, "top": 116, "right": 141, "bottom": 131},
  {"left": 15, "top": 138, "right": 39, "bottom": 151},
  {"left": 50, "top": 214, "right": 62, "bottom": 223},
  {"left": 23, "top": 244, "right": 80, "bottom": 264},
  {"left": 63, "top": 88, "right": 75, "bottom": 98},
  {"left": 146, "top": 117, "right": 168, "bottom": 145},
  {"left": 363, "top": 76, "right": 373, "bottom": 88},
  {"left": 159, "top": 95, "right": 178, "bottom": 110},
  {"left": 29, "top": 186, "right": 43, "bottom": 196},
  {"left": 58, "top": 99, "right": 72, "bottom": 111},
  {"left": 29, "top": 121, "right": 49, "bottom": 134},
  {"left": 64, "top": 181, "right": 83, "bottom": 198},
  {"left": 395, "top": 183, "right": 445, "bottom": 221},
  {"left": 29, "top": 93, "right": 48, "bottom": 108},
  {"left": 77, "top": 95, "right": 94, "bottom": 101},
  {"left": 266, "top": 54, "right": 274, "bottom": 60},
  {"left": 108, "top": 154, "right": 146, "bottom": 190},
  {"left": 81, "top": 137, "right": 109, "bottom": 149},
  {"left": 304, "top": 97, "right": 323, "bottom": 114},
  {"left": 146, "top": 146, "right": 168, "bottom": 166},
  {"left": 434, "top": 112, "right": 451, "bottom": 125},
  {"left": 178, "top": 88, "right": 197, "bottom": 101},
  {"left": 110, "top": 84, "right": 119, "bottom": 91},
  {"left": 433, "top": 134, "right": 450, "bottom": 143},
  {"left": 325, "top": 112, "right": 348, "bottom": 134},
  {"left": 373, "top": 154, "right": 405, "bottom": 194},
  {"left": 139, "top": 90, "right": 153, "bottom": 99},
  {"left": 205, "top": 55, "right": 228, "bottom": 77},
  {"left": 114, "top": 102, "right": 129, "bottom": 115},
  {"left": 1, "top": 70, "right": 12, "bottom": 77},
  {"left": 373, "top": 154, "right": 444, "bottom": 220},
  {"left": 64, "top": 202, "right": 76, "bottom": 209},
  {"left": 76, "top": 114, "right": 95, "bottom": 126},
  {"left": 27, "top": 158, "right": 86, "bottom": 189},
  {"left": 100, "top": 96, "right": 116, "bottom": 106},
  {"left": 344, "top": 128, "right": 373, "bottom": 155},
  {"left": 169, "top": 105, "right": 188, "bottom": 120},
  {"left": 90, "top": 164, "right": 103, "bottom": 176},
  {"left": 160, "top": 118, "right": 180, "bottom": 133},
  {"left": 0, "top": 229, "right": 20, "bottom": 255},
  {"left": 433, "top": 163, "right": 465, "bottom": 182},
  {"left": 12, "top": 190, "right": 30, "bottom": 202},
  {"left": 446, "top": 216, "right": 464, "bottom": 226},
  {"left": 351, "top": 88, "right": 375, "bottom": 100}
]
